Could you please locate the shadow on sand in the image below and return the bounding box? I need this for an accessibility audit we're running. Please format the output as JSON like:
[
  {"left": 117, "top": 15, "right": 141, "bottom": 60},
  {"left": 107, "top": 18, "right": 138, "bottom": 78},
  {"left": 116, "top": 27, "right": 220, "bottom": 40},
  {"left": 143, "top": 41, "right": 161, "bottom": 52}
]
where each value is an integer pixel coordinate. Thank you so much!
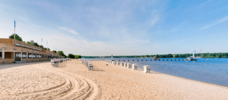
[
  {"left": 91, "top": 66, "right": 105, "bottom": 71},
  {"left": 0, "top": 61, "right": 50, "bottom": 70},
  {"left": 51, "top": 62, "right": 67, "bottom": 68}
]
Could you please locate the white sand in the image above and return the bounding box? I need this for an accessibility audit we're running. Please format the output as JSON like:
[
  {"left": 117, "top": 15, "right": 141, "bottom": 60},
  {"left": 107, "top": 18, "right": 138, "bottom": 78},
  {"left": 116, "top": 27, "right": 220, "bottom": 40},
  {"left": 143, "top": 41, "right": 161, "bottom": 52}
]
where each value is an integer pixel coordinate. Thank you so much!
[
  {"left": 0, "top": 62, "right": 98, "bottom": 100},
  {"left": 0, "top": 60, "right": 228, "bottom": 100}
]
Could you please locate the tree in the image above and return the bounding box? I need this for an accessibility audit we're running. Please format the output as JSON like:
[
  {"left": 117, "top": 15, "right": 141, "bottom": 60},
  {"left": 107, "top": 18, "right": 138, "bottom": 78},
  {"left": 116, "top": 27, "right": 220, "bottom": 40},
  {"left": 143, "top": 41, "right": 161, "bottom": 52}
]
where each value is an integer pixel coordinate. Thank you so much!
[
  {"left": 9, "top": 34, "right": 23, "bottom": 41},
  {"left": 33, "top": 42, "right": 39, "bottom": 47},
  {"left": 52, "top": 50, "right": 57, "bottom": 53},
  {"left": 58, "top": 51, "right": 65, "bottom": 56},
  {"left": 39, "top": 45, "right": 44, "bottom": 49},
  {"left": 68, "top": 54, "right": 75, "bottom": 58},
  {"left": 75, "top": 55, "right": 82, "bottom": 59},
  {"left": 27, "top": 40, "right": 41, "bottom": 47},
  {"left": 27, "top": 41, "right": 32, "bottom": 45},
  {"left": 75, "top": 55, "right": 79, "bottom": 59},
  {"left": 167, "top": 54, "right": 173, "bottom": 58}
]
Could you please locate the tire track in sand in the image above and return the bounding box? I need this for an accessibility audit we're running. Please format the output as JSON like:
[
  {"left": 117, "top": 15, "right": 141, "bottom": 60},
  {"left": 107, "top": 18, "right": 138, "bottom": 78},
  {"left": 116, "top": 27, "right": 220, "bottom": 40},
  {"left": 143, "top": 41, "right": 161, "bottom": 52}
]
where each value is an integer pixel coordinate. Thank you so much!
[
  {"left": 0, "top": 64, "right": 99, "bottom": 100},
  {"left": 37, "top": 64, "right": 100, "bottom": 100}
]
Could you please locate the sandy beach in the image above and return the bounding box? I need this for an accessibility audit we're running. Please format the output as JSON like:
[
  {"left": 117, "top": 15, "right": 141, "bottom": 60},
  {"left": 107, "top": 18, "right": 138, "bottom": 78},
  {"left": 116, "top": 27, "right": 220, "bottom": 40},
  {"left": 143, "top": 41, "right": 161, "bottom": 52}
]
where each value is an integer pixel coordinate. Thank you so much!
[{"left": 0, "top": 60, "right": 228, "bottom": 100}]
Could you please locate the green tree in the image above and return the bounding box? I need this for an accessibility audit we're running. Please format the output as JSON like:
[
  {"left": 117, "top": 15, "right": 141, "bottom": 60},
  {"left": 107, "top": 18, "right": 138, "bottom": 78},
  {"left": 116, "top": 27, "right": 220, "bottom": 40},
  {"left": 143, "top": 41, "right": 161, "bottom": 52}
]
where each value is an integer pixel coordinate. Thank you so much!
[
  {"left": 33, "top": 42, "right": 39, "bottom": 47},
  {"left": 216, "top": 53, "right": 222, "bottom": 58},
  {"left": 39, "top": 45, "right": 43, "bottom": 49},
  {"left": 27, "top": 40, "right": 40, "bottom": 47},
  {"left": 43, "top": 48, "right": 50, "bottom": 50},
  {"left": 167, "top": 54, "right": 173, "bottom": 58},
  {"left": 52, "top": 50, "right": 57, "bottom": 53},
  {"left": 75, "top": 55, "right": 79, "bottom": 59},
  {"left": 27, "top": 41, "right": 32, "bottom": 45},
  {"left": 9, "top": 34, "right": 23, "bottom": 41},
  {"left": 58, "top": 51, "right": 65, "bottom": 56},
  {"left": 75, "top": 55, "right": 82, "bottom": 59},
  {"left": 68, "top": 54, "right": 75, "bottom": 58}
]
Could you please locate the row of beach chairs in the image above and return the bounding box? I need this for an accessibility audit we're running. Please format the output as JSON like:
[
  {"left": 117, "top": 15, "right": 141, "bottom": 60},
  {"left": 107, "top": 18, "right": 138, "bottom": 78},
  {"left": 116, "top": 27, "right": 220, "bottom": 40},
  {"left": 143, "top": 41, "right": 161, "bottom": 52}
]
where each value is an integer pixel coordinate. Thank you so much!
[
  {"left": 82, "top": 59, "right": 93, "bottom": 71},
  {"left": 51, "top": 58, "right": 71, "bottom": 64},
  {"left": 106, "top": 60, "right": 150, "bottom": 73}
]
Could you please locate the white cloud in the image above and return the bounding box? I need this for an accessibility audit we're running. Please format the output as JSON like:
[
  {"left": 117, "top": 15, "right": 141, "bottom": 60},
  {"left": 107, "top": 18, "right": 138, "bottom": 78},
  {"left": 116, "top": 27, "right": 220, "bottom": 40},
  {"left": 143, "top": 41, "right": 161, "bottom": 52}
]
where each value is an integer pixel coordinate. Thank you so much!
[
  {"left": 0, "top": 0, "right": 177, "bottom": 56},
  {"left": 57, "top": 27, "right": 79, "bottom": 35},
  {"left": 201, "top": 15, "right": 228, "bottom": 30},
  {"left": 151, "top": 14, "right": 159, "bottom": 26},
  {"left": 197, "top": 0, "right": 211, "bottom": 8}
]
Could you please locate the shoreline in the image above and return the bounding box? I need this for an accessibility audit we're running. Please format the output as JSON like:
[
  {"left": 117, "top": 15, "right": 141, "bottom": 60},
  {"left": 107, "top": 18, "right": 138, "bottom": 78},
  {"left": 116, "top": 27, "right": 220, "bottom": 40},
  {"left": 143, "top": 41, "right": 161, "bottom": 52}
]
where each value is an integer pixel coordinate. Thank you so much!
[
  {"left": 108, "top": 61, "right": 228, "bottom": 89},
  {"left": 0, "top": 60, "right": 228, "bottom": 99},
  {"left": 106, "top": 58, "right": 228, "bottom": 88},
  {"left": 132, "top": 67, "right": 228, "bottom": 89},
  {"left": 148, "top": 68, "right": 228, "bottom": 89}
]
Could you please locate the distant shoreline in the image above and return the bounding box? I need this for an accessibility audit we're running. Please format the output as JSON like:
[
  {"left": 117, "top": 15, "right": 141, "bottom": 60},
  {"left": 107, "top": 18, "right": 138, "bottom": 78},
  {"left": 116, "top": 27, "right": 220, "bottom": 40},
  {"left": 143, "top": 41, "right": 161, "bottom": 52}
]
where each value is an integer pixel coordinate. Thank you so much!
[{"left": 82, "top": 52, "right": 228, "bottom": 58}]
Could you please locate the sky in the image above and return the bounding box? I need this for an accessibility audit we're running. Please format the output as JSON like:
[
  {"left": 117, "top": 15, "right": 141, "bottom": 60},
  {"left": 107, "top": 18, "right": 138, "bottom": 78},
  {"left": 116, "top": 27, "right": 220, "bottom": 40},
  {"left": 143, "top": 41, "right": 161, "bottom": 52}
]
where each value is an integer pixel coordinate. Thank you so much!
[{"left": 0, "top": 0, "right": 228, "bottom": 56}]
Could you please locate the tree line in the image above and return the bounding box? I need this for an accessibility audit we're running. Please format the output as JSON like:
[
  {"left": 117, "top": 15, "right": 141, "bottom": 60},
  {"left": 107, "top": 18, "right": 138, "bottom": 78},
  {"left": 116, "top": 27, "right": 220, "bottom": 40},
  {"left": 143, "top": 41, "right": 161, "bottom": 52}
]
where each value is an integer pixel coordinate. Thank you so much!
[
  {"left": 10, "top": 34, "right": 50, "bottom": 50},
  {"left": 67, "top": 54, "right": 82, "bottom": 59},
  {"left": 9, "top": 34, "right": 82, "bottom": 58},
  {"left": 82, "top": 53, "right": 228, "bottom": 58}
]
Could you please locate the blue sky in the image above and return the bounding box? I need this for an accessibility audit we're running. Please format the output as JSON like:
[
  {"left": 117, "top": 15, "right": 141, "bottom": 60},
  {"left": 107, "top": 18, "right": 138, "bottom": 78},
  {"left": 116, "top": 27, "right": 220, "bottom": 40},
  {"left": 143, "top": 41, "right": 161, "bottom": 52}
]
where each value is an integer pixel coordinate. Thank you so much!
[{"left": 0, "top": 0, "right": 228, "bottom": 56}]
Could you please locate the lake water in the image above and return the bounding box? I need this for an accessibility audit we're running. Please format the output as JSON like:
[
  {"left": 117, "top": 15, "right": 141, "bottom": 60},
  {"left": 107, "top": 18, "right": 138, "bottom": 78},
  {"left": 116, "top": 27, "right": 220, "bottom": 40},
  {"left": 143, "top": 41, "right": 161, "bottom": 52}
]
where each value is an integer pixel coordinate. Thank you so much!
[{"left": 85, "top": 58, "right": 228, "bottom": 87}]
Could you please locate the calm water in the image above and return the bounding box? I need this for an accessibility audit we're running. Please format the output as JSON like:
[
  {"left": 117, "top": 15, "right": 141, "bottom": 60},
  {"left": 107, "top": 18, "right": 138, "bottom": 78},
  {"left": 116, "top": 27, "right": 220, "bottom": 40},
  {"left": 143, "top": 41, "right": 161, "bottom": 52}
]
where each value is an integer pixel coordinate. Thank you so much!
[{"left": 85, "top": 58, "right": 228, "bottom": 87}]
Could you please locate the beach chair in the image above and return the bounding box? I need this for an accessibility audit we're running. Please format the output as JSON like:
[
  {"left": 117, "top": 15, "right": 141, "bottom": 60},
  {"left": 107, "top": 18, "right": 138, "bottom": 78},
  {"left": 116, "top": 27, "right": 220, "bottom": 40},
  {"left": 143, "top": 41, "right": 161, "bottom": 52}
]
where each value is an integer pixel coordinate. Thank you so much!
[
  {"left": 88, "top": 62, "right": 93, "bottom": 71},
  {"left": 122, "top": 63, "right": 124, "bottom": 66},
  {"left": 127, "top": 63, "right": 131, "bottom": 68},
  {"left": 51, "top": 59, "right": 54, "bottom": 64},
  {"left": 132, "top": 64, "right": 137, "bottom": 70},
  {"left": 120, "top": 62, "right": 123, "bottom": 66},
  {"left": 143, "top": 65, "right": 150, "bottom": 73},
  {"left": 117, "top": 62, "right": 120, "bottom": 65},
  {"left": 124, "top": 63, "right": 127, "bottom": 67}
]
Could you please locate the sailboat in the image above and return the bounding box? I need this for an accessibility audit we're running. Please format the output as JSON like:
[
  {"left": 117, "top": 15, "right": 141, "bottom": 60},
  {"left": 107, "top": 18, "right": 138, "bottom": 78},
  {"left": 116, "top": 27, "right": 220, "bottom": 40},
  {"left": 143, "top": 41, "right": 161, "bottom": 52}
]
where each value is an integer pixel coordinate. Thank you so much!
[{"left": 187, "top": 51, "right": 197, "bottom": 61}]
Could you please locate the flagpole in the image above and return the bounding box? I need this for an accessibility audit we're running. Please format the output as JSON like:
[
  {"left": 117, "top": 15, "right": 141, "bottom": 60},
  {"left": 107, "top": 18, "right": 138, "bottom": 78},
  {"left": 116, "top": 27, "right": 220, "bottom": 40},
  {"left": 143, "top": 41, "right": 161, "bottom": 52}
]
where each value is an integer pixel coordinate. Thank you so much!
[
  {"left": 13, "top": 20, "right": 16, "bottom": 60},
  {"left": 47, "top": 41, "right": 48, "bottom": 50},
  {"left": 41, "top": 38, "right": 43, "bottom": 49}
]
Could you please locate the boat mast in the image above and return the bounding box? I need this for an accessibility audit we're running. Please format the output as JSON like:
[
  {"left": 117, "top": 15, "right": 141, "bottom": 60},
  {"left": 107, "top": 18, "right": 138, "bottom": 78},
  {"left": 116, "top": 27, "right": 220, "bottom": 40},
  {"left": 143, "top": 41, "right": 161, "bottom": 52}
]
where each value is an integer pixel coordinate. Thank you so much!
[{"left": 193, "top": 50, "right": 196, "bottom": 58}]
